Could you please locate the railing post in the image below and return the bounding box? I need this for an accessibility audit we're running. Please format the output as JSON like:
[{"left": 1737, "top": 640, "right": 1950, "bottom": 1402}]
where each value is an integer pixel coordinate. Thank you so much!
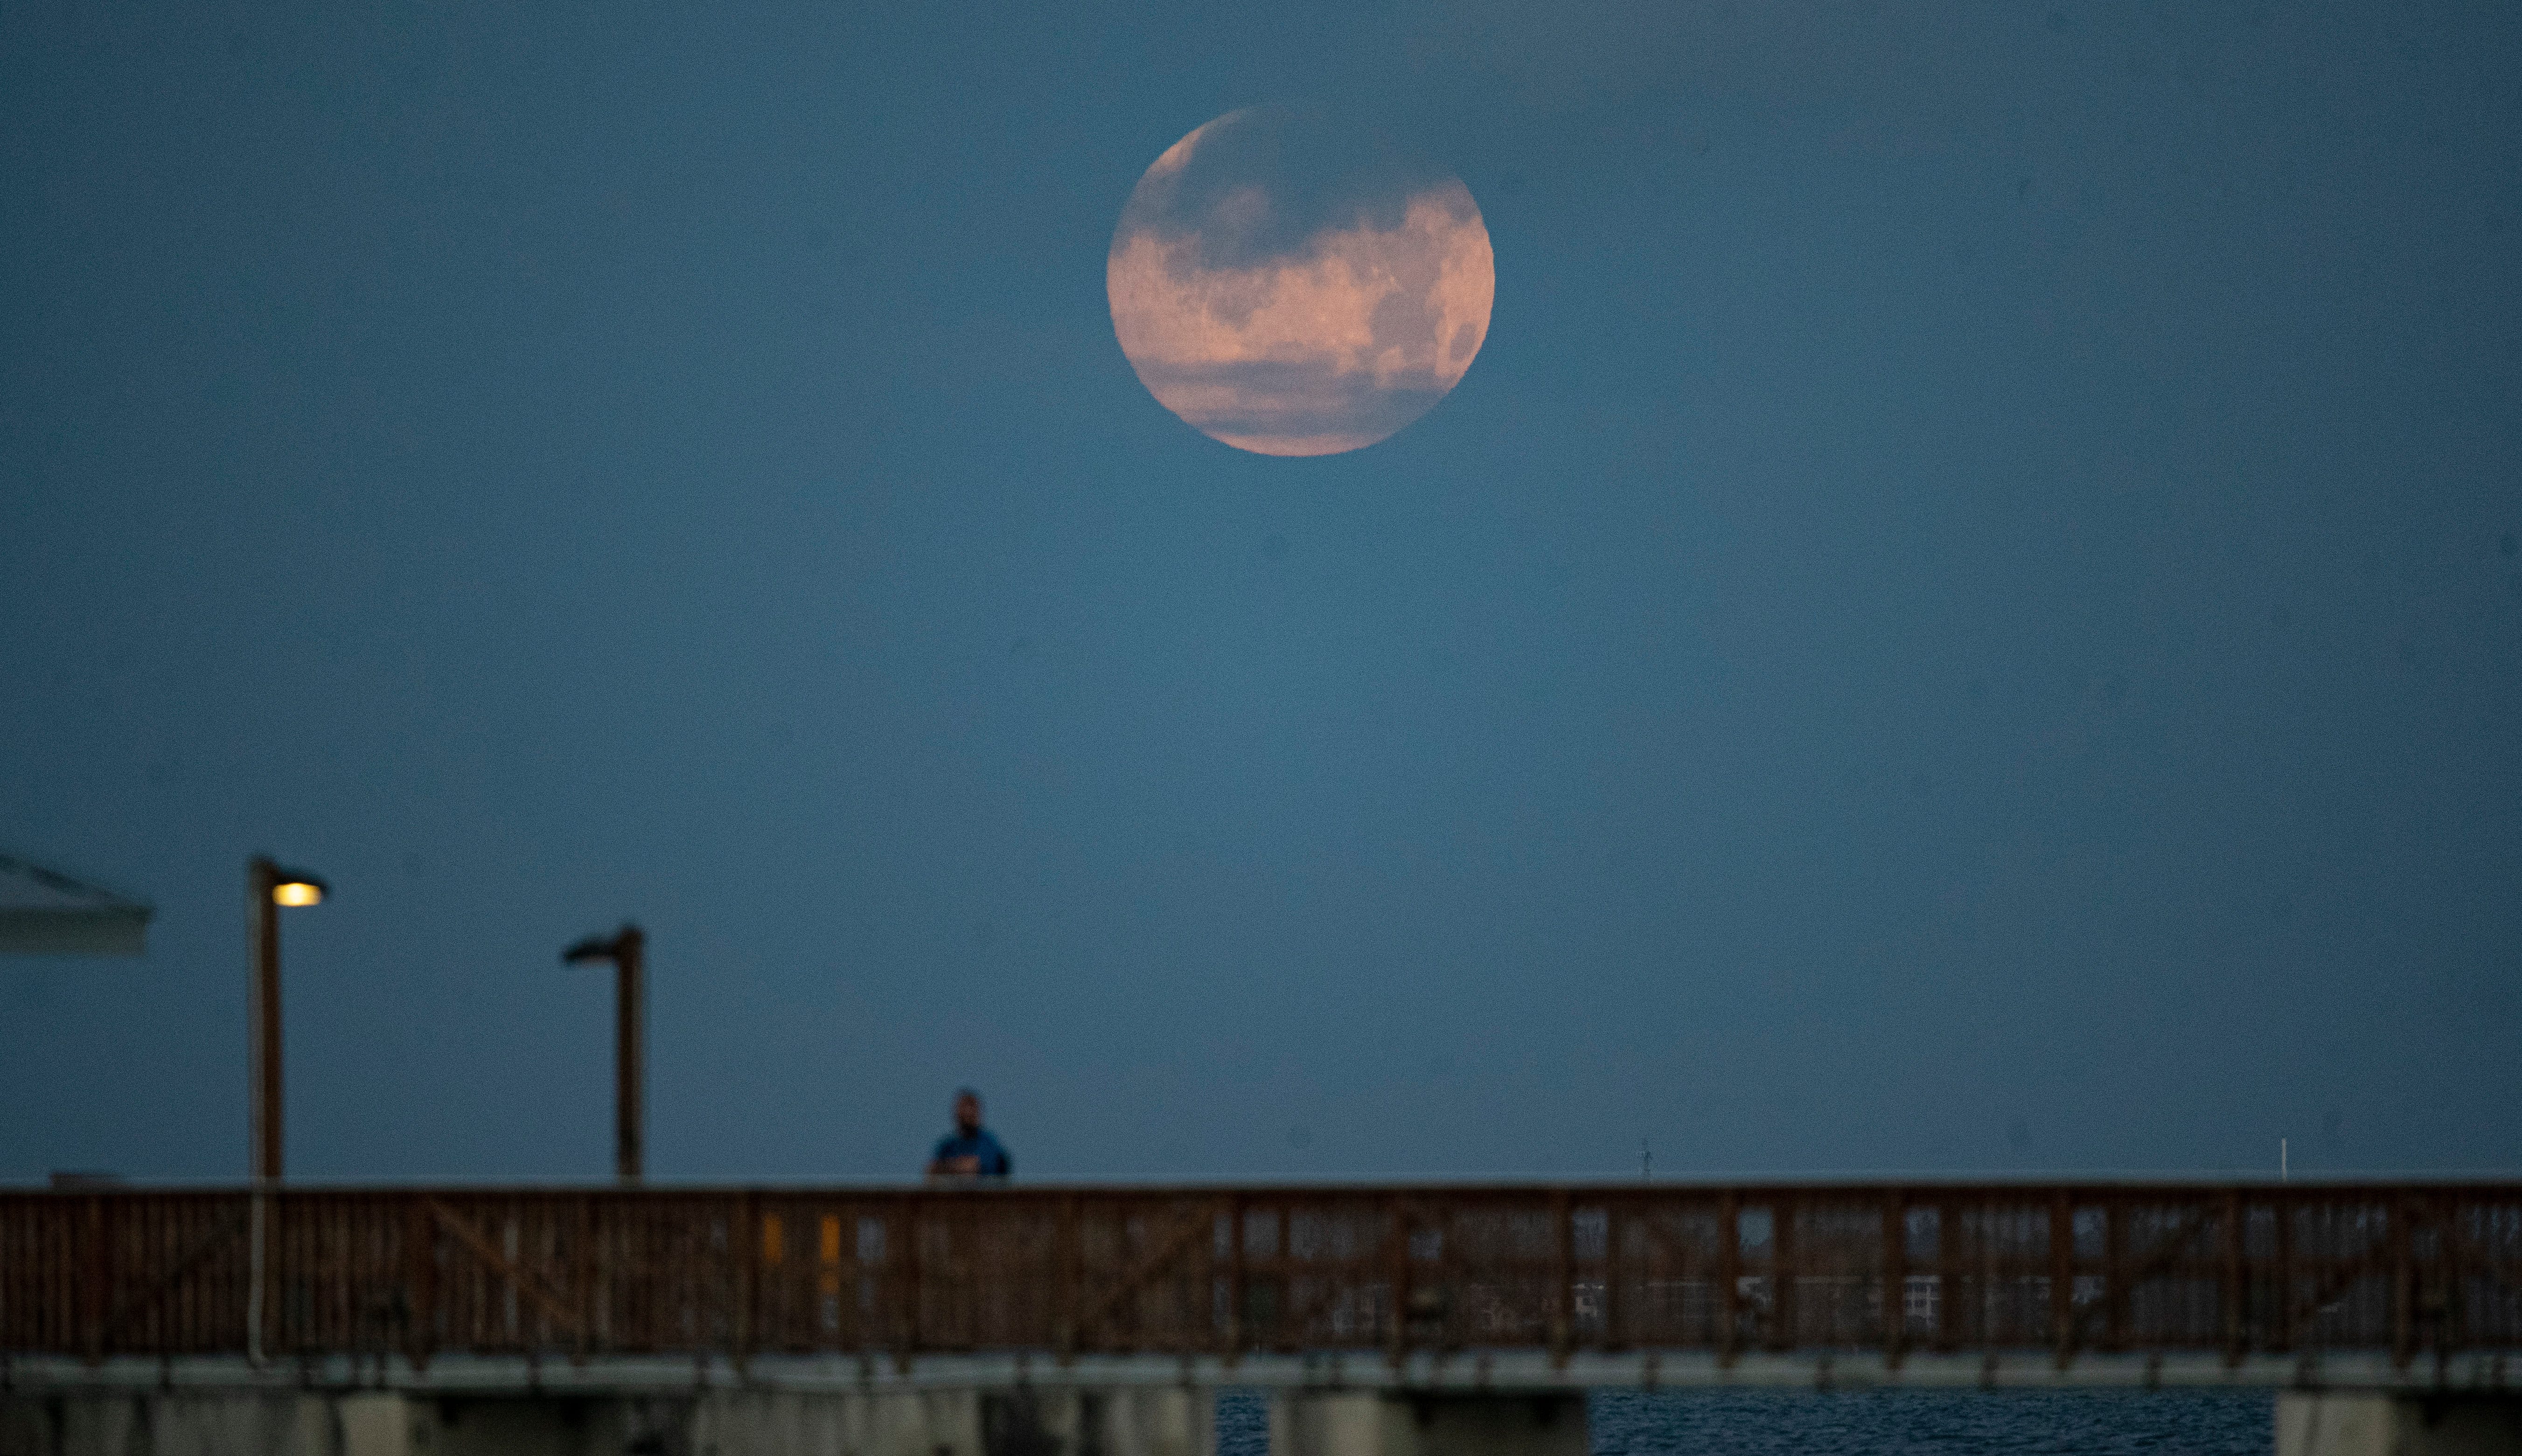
[
  {"left": 2272, "top": 1190, "right": 2294, "bottom": 1353},
  {"left": 405, "top": 1194, "right": 436, "bottom": 1372},
  {"left": 264, "top": 1189, "right": 284, "bottom": 1359},
  {"left": 1717, "top": 1191, "right": 1740, "bottom": 1366},
  {"left": 1437, "top": 1194, "right": 1463, "bottom": 1354},
  {"left": 735, "top": 1191, "right": 758, "bottom": 1370},
  {"left": 1205, "top": 1195, "right": 1229, "bottom": 1361},
  {"left": 1936, "top": 1200, "right": 1960, "bottom": 1352},
  {"left": 1770, "top": 1196, "right": 1797, "bottom": 1352},
  {"left": 2103, "top": 1198, "right": 2126, "bottom": 1353},
  {"left": 572, "top": 1194, "right": 594, "bottom": 1363},
  {"left": 1385, "top": 1194, "right": 1408, "bottom": 1367},
  {"left": 1056, "top": 1193, "right": 1082, "bottom": 1359},
  {"left": 1217, "top": 1193, "right": 1242, "bottom": 1362},
  {"left": 900, "top": 1197, "right": 923, "bottom": 1367},
  {"left": 1194, "top": 1193, "right": 1220, "bottom": 1357},
  {"left": 2221, "top": 1189, "right": 2245, "bottom": 1367},
  {"left": 1549, "top": 1188, "right": 1573, "bottom": 1366},
  {"left": 2442, "top": 1192, "right": 2465, "bottom": 1356},
  {"left": 1601, "top": 1196, "right": 1623, "bottom": 1352},
  {"left": 2052, "top": 1191, "right": 2076, "bottom": 1370},
  {"left": 81, "top": 1194, "right": 106, "bottom": 1366},
  {"left": 817, "top": 1208, "right": 845, "bottom": 1356},
  {"left": 2392, "top": 1193, "right": 2413, "bottom": 1369}
]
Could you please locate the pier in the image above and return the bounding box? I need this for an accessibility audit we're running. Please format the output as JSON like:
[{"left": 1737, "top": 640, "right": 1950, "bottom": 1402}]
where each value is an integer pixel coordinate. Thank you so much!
[{"left": 5, "top": 1180, "right": 2517, "bottom": 1455}]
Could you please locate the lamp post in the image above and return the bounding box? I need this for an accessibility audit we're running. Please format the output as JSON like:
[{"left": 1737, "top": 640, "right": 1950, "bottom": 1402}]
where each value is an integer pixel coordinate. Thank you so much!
[
  {"left": 246, "top": 856, "right": 327, "bottom": 1183},
  {"left": 244, "top": 854, "right": 324, "bottom": 1367},
  {"left": 562, "top": 924, "right": 645, "bottom": 1184}
]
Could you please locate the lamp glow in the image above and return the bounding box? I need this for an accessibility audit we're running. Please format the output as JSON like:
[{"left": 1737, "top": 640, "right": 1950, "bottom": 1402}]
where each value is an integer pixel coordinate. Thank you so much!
[{"left": 272, "top": 880, "right": 324, "bottom": 907}]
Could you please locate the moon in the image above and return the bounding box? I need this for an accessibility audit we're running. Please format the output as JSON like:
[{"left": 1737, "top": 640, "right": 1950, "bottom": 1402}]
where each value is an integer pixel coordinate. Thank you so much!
[{"left": 1107, "top": 107, "right": 1496, "bottom": 457}]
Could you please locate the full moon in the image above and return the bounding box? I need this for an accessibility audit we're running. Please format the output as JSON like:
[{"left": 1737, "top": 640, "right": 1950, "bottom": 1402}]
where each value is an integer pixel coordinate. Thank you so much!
[{"left": 1107, "top": 107, "right": 1496, "bottom": 457}]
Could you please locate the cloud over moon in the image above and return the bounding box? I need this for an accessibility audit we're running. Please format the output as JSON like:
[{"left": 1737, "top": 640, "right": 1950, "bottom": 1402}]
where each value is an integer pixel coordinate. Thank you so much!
[{"left": 1108, "top": 111, "right": 1495, "bottom": 457}]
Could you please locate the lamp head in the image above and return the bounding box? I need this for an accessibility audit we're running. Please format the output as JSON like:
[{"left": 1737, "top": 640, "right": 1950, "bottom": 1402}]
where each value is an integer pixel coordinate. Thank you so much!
[
  {"left": 269, "top": 868, "right": 327, "bottom": 907},
  {"left": 562, "top": 926, "right": 637, "bottom": 965}
]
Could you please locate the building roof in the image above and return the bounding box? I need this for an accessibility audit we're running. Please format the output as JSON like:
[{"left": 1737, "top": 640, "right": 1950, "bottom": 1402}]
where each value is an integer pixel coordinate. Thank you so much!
[{"left": 0, "top": 851, "right": 152, "bottom": 956}]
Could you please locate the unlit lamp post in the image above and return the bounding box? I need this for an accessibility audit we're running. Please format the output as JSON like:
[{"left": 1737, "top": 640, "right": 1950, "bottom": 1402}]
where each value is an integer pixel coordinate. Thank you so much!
[
  {"left": 562, "top": 924, "right": 645, "bottom": 1184},
  {"left": 246, "top": 856, "right": 327, "bottom": 1182}
]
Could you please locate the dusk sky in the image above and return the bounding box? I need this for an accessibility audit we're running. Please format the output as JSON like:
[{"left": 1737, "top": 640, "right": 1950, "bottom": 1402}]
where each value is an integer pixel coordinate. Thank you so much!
[{"left": 4, "top": 0, "right": 2518, "bottom": 1184}]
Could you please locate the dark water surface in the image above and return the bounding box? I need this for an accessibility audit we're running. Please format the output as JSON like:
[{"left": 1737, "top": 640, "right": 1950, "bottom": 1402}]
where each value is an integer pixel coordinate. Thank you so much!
[{"left": 1215, "top": 1389, "right": 2274, "bottom": 1455}]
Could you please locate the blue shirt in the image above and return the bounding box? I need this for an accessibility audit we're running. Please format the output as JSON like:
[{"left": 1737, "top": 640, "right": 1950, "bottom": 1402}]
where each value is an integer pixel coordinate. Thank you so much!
[{"left": 930, "top": 1128, "right": 1010, "bottom": 1177}]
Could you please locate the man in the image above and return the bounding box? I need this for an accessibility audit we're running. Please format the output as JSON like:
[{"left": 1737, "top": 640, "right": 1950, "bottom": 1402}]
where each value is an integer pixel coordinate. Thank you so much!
[{"left": 926, "top": 1088, "right": 1011, "bottom": 1179}]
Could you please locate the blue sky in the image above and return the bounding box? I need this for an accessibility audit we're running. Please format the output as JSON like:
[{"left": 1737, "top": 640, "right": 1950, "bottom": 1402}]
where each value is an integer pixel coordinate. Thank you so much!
[{"left": 3, "top": 0, "right": 2518, "bottom": 1183}]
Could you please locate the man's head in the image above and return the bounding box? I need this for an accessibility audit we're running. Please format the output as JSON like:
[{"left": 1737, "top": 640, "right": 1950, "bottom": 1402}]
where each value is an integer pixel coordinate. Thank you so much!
[{"left": 953, "top": 1089, "right": 982, "bottom": 1135}]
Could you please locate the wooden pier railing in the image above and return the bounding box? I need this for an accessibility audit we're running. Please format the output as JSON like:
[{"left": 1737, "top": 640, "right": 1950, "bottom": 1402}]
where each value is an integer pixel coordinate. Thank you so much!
[{"left": 5, "top": 1182, "right": 2517, "bottom": 1366}]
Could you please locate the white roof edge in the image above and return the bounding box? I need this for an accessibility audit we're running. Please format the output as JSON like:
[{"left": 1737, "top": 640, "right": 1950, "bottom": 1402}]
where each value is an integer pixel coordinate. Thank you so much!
[
  {"left": 0, "top": 849, "right": 154, "bottom": 911},
  {"left": 0, "top": 850, "right": 153, "bottom": 956}
]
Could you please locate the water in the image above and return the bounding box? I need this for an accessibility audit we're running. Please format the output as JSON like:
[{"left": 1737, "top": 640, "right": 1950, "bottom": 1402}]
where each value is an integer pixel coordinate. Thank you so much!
[{"left": 1215, "top": 1389, "right": 2273, "bottom": 1455}]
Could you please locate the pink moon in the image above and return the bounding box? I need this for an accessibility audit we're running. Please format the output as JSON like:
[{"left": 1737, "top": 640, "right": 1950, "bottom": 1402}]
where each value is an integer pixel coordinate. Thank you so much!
[{"left": 1107, "top": 109, "right": 1497, "bottom": 457}]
